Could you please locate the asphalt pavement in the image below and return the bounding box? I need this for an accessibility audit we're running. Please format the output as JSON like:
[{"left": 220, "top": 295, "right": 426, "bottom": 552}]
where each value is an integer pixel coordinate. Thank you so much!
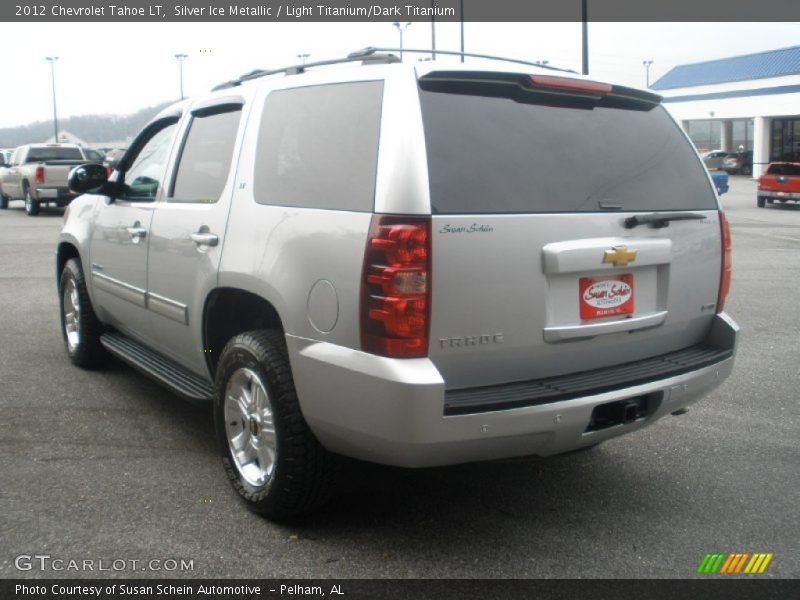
[{"left": 0, "top": 177, "right": 798, "bottom": 579}]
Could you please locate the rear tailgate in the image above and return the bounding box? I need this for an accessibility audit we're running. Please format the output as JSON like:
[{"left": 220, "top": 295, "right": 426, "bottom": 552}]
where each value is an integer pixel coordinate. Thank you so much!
[
  {"left": 759, "top": 163, "right": 800, "bottom": 196},
  {"left": 418, "top": 71, "right": 723, "bottom": 390},
  {"left": 40, "top": 160, "right": 85, "bottom": 187}
]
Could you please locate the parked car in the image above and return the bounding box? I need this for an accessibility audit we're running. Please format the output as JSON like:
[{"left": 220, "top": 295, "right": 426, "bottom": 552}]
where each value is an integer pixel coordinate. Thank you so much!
[
  {"left": 102, "top": 148, "right": 127, "bottom": 171},
  {"left": 757, "top": 162, "right": 800, "bottom": 207},
  {"left": 701, "top": 150, "right": 731, "bottom": 171},
  {"left": 710, "top": 170, "right": 729, "bottom": 195},
  {"left": 83, "top": 148, "right": 106, "bottom": 163},
  {"left": 0, "top": 144, "right": 103, "bottom": 214},
  {"left": 723, "top": 150, "right": 753, "bottom": 176},
  {"left": 58, "top": 52, "right": 738, "bottom": 518}
]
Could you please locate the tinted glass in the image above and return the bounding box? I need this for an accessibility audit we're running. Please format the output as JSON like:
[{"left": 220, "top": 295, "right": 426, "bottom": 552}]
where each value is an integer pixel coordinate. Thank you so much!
[
  {"left": 767, "top": 163, "right": 800, "bottom": 176},
  {"left": 419, "top": 89, "right": 718, "bottom": 214},
  {"left": 26, "top": 147, "right": 83, "bottom": 162},
  {"left": 123, "top": 122, "right": 178, "bottom": 200},
  {"left": 170, "top": 108, "right": 242, "bottom": 203},
  {"left": 254, "top": 81, "right": 383, "bottom": 212},
  {"left": 84, "top": 149, "right": 104, "bottom": 162}
]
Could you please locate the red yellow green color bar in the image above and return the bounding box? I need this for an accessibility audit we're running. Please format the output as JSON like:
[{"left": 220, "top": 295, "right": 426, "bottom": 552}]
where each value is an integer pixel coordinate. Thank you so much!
[{"left": 697, "top": 552, "right": 773, "bottom": 574}]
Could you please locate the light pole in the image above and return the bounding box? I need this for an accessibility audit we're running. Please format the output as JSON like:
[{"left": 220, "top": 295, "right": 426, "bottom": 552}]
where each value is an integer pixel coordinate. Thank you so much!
[
  {"left": 392, "top": 22, "right": 411, "bottom": 60},
  {"left": 459, "top": 0, "right": 464, "bottom": 62},
  {"left": 642, "top": 59, "right": 654, "bottom": 88},
  {"left": 297, "top": 53, "right": 310, "bottom": 65},
  {"left": 581, "top": 0, "right": 589, "bottom": 75},
  {"left": 430, "top": 0, "right": 436, "bottom": 60},
  {"left": 45, "top": 56, "right": 59, "bottom": 142},
  {"left": 174, "top": 53, "right": 188, "bottom": 100}
]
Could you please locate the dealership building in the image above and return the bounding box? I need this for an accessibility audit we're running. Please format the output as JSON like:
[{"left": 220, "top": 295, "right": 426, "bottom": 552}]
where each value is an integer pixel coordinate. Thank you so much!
[{"left": 651, "top": 45, "right": 800, "bottom": 178}]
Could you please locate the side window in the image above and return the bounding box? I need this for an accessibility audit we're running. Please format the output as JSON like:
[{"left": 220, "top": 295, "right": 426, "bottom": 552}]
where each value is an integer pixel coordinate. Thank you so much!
[
  {"left": 84, "top": 149, "right": 103, "bottom": 162},
  {"left": 254, "top": 81, "right": 384, "bottom": 212},
  {"left": 169, "top": 107, "right": 242, "bottom": 203},
  {"left": 122, "top": 121, "right": 178, "bottom": 200}
]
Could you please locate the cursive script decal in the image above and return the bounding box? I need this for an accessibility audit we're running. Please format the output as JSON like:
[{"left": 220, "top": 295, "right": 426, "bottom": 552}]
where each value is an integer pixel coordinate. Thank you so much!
[{"left": 439, "top": 223, "right": 495, "bottom": 234}]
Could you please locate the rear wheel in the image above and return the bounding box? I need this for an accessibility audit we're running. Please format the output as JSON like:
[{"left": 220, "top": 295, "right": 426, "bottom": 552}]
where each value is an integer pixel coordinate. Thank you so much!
[
  {"left": 214, "top": 330, "right": 336, "bottom": 519},
  {"left": 59, "top": 258, "right": 107, "bottom": 368},
  {"left": 0, "top": 194, "right": 8, "bottom": 209},
  {"left": 757, "top": 197, "right": 766, "bottom": 208},
  {"left": 25, "top": 190, "right": 39, "bottom": 216}
]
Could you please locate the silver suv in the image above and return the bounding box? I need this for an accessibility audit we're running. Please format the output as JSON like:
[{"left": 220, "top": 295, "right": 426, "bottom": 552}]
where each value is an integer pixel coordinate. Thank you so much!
[{"left": 57, "top": 50, "right": 738, "bottom": 518}]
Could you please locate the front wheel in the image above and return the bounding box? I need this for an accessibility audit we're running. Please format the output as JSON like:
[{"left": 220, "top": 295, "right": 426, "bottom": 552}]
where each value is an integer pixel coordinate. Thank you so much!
[
  {"left": 757, "top": 197, "right": 766, "bottom": 208},
  {"left": 214, "top": 330, "right": 337, "bottom": 519},
  {"left": 0, "top": 194, "right": 8, "bottom": 209},
  {"left": 25, "top": 190, "right": 40, "bottom": 216},
  {"left": 59, "top": 258, "right": 107, "bottom": 368}
]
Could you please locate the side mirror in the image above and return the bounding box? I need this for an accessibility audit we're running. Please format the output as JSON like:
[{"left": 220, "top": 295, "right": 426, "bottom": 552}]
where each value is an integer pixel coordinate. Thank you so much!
[{"left": 68, "top": 163, "right": 108, "bottom": 194}]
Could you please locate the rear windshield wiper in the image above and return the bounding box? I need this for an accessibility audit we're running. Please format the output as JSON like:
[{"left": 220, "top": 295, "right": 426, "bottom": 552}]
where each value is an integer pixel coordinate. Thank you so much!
[{"left": 624, "top": 212, "right": 707, "bottom": 229}]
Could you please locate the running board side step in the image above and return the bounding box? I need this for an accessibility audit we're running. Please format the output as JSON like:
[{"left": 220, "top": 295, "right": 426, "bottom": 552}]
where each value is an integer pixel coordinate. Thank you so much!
[{"left": 100, "top": 332, "right": 214, "bottom": 402}]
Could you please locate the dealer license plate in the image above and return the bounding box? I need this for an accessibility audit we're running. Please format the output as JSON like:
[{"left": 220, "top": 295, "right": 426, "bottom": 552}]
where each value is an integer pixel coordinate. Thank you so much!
[{"left": 579, "top": 274, "right": 634, "bottom": 320}]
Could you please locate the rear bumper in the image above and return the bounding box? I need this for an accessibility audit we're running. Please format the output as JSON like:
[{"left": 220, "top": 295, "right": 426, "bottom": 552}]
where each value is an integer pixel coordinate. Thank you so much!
[
  {"left": 758, "top": 190, "right": 800, "bottom": 200},
  {"left": 287, "top": 313, "right": 738, "bottom": 468},
  {"left": 35, "top": 187, "right": 72, "bottom": 202}
]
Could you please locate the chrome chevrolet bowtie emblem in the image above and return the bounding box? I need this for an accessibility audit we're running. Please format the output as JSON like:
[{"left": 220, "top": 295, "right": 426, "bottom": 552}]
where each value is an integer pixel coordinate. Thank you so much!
[{"left": 603, "top": 245, "right": 637, "bottom": 267}]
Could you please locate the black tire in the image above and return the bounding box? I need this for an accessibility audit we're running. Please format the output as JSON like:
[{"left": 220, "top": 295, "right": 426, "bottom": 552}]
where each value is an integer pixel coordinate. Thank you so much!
[
  {"left": 214, "top": 330, "right": 337, "bottom": 519},
  {"left": 757, "top": 197, "right": 766, "bottom": 208},
  {"left": 59, "top": 258, "right": 107, "bottom": 368},
  {"left": 25, "top": 189, "right": 40, "bottom": 216},
  {"left": 0, "top": 193, "right": 8, "bottom": 209}
]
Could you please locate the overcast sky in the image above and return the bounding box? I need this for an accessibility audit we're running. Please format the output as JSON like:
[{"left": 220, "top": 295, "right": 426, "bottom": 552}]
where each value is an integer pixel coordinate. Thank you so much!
[{"left": 1, "top": 21, "right": 798, "bottom": 129}]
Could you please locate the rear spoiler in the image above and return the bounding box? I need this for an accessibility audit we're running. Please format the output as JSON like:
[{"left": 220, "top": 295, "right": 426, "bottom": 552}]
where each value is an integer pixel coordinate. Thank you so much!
[{"left": 419, "top": 71, "right": 662, "bottom": 112}]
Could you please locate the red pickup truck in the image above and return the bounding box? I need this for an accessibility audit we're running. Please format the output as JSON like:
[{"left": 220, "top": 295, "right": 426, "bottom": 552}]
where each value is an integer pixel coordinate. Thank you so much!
[{"left": 757, "top": 162, "right": 800, "bottom": 207}]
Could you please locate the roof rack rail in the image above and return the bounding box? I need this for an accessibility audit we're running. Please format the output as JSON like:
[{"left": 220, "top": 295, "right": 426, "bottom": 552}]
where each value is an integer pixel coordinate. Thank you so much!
[
  {"left": 349, "top": 47, "right": 577, "bottom": 74},
  {"left": 212, "top": 52, "right": 400, "bottom": 91}
]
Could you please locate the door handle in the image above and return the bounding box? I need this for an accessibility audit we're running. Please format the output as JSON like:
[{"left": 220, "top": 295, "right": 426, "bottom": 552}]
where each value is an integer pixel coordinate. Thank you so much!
[
  {"left": 190, "top": 231, "right": 219, "bottom": 247},
  {"left": 126, "top": 226, "right": 147, "bottom": 240}
]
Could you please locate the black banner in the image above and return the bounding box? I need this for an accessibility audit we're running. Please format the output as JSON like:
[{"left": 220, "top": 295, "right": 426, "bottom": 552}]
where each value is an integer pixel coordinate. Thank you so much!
[
  {"left": 2, "top": 579, "right": 799, "bottom": 600},
  {"left": 2, "top": 0, "right": 800, "bottom": 22}
]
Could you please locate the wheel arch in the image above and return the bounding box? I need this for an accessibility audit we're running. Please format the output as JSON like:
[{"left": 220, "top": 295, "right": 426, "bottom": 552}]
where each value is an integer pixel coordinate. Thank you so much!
[
  {"left": 56, "top": 240, "right": 82, "bottom": 283},
  {"left": 202, "top": 287, "right": 286, "bottom": 377}
]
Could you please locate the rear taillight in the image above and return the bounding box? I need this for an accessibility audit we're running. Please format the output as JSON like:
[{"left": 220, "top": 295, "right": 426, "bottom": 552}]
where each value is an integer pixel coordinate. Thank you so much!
[
  {"left": 34, "top": 166, "right": 45, "bottom": 184},
  {"left": 360, "top": 215, "right": 431, "bottom": 358},
  {"left": 717, "top": 211, "right": 732, "bottom": 313}
]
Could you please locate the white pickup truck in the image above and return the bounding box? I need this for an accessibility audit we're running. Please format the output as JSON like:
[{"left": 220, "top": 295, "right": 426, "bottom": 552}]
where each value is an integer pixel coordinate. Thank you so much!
[{"left": 0, "top": 144, "right": 103, "bottom": 215}]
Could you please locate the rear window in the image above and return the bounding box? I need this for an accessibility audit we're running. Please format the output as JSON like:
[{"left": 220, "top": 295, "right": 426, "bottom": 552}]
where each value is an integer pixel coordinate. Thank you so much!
[
  {"left": 25, "top": 147, "right": 83, "bottom": 162},
  {"left": 767, "top": 163, "right": 800, "bottom": 176},
  {"left": 419, "top": 87, "right": 718, "bottom": 214},
  {"left": 254, "top": 81, "right": 383, "bottom": 212}
]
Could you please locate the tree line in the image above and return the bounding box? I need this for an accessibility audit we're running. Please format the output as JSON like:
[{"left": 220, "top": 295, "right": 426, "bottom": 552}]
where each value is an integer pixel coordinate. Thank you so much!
[{"left": 0, "top": 102, "right": 171, "bottom": 148}]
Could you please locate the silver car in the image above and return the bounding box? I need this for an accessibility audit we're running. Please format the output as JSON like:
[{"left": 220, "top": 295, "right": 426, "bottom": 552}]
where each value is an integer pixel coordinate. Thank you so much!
[
  {"left": 702, "top": 150, "right": 732, "bottom": 171},
  {"left": 57, "top": 52, "right": 738, "bottom": 518}
]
